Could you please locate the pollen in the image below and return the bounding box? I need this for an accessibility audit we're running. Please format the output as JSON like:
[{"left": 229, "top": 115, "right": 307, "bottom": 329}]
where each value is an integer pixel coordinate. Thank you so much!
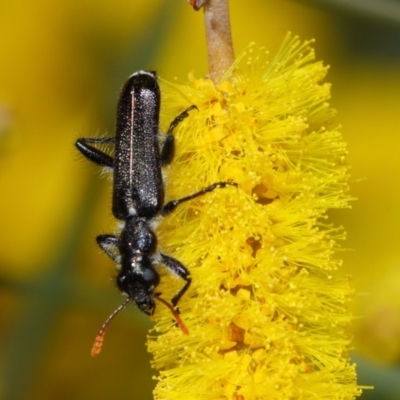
[{"left": 149, "top": 35, "right": 361, "bottom": 399}]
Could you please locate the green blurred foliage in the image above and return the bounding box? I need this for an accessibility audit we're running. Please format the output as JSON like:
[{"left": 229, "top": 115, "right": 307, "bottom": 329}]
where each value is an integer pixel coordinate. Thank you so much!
[{"left": 0, "top": 0, "right": 399, "bottom": 399}]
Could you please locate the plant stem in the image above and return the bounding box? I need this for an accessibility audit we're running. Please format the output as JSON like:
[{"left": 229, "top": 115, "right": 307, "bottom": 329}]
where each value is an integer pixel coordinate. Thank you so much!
[{"left": 203, "top": 0, "right": 235, "bottom": 85}]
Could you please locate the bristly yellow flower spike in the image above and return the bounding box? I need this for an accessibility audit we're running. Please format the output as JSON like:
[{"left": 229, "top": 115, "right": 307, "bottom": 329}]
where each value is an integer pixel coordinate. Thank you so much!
[{"left": 147, "top": 34, "right": 362, "bottom": 400}]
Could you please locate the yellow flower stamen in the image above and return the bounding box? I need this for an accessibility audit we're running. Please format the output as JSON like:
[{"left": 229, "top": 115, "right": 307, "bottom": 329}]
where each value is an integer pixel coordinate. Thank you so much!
[{"left": 148, "top": 35, "right": 361, "bottom": 399}]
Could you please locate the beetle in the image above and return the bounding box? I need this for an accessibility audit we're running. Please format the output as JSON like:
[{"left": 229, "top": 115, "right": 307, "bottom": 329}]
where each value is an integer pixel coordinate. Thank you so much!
[{"left": 76, "top": 71, "right": 237, "bottom": 354}]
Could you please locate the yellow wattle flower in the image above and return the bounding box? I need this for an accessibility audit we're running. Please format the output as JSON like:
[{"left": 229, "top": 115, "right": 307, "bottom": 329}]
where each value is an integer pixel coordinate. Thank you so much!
[{"left": 148, "top": 36, "right": 361, "bottom": 399}]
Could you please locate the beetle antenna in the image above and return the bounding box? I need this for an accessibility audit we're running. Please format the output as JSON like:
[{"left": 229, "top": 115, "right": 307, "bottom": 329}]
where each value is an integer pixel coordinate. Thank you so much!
[
  {"left": 155, "top": 296, "right": 189, "bottom": 335},
  {"left": 91, "top": 297, "right": 131, "bottom": 356}
]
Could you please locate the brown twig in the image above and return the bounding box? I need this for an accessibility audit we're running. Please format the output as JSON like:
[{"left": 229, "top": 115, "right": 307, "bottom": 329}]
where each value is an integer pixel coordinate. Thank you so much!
[{"left": 194, "top": 0, "right": 235, "bottom": 85}]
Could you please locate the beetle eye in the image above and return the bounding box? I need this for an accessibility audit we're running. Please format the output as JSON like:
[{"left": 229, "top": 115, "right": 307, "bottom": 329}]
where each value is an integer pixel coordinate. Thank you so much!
[{"left": 143, "top": 268, "right": 159, "bottom": 286}]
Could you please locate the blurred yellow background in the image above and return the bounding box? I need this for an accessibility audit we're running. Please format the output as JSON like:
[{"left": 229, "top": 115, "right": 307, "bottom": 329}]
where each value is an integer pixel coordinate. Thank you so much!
[{"left": 1, "top": 1, "right": 399, "bottom": 399}]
